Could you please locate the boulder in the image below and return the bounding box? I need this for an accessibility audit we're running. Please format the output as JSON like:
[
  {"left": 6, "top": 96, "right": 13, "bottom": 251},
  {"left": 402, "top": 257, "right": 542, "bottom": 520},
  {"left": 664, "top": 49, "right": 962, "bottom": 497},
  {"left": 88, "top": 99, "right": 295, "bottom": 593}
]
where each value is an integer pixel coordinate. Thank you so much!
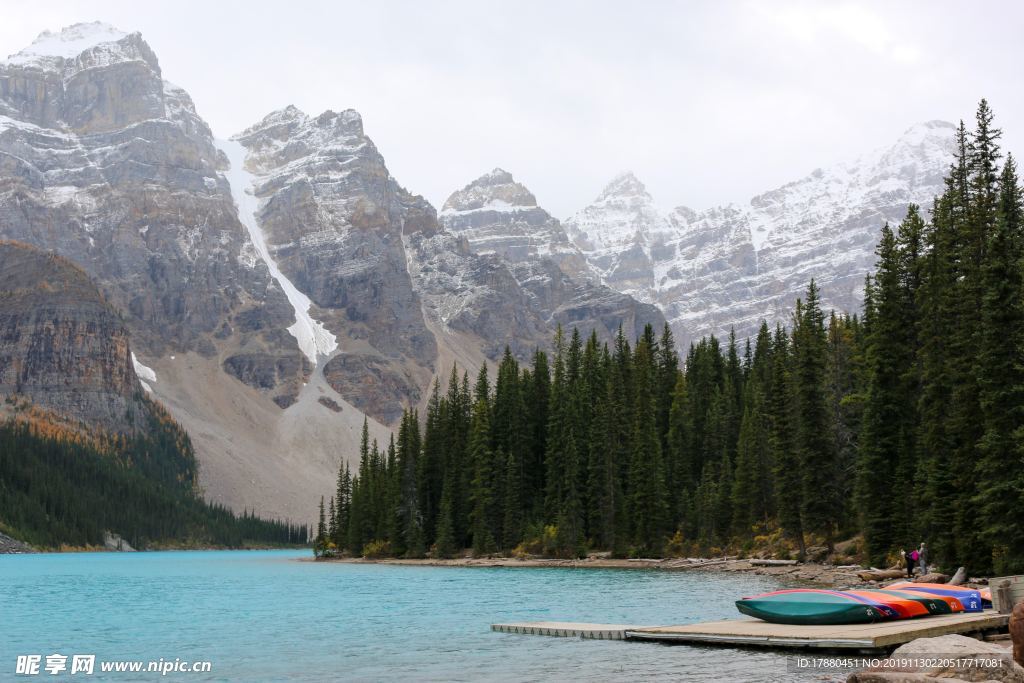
[
  {"left": 847, "top": 634, "right": 1024, "bottom": 683},
  {"left": 1012, "top": 600, "right": 1024, "bottom": 668},
  {"left": 804, "top": 545, "right": 830, "bottom": 562}
]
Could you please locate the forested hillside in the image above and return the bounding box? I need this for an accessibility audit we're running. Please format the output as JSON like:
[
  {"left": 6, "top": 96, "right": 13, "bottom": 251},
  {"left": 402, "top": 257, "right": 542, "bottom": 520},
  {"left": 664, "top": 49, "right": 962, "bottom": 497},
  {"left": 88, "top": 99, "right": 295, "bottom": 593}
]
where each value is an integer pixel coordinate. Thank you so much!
[
  {"left": 0, "top": 401, "right": 308, "bottom": 549},
  {"left": 314, "top": 100, "right": 1023, "bottom": 576}
]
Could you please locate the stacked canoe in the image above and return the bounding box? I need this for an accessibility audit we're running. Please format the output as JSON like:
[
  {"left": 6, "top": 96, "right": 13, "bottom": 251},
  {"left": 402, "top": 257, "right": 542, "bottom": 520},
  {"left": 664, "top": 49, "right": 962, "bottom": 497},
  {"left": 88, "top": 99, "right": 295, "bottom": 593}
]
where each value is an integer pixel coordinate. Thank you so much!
[{"left": 736, "top": 584, "right": 987, "bottom": 625}]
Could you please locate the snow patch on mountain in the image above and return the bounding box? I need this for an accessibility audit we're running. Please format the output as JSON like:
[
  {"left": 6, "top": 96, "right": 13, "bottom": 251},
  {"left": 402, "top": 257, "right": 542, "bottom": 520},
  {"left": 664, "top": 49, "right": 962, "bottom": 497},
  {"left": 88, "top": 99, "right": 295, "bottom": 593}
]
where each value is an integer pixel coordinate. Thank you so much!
[
  {"left": 217, "top": 138, "right": 338, "bottom": 365},
  {"left": 131, "top": 351, "right": 157, "bottom": 393}
]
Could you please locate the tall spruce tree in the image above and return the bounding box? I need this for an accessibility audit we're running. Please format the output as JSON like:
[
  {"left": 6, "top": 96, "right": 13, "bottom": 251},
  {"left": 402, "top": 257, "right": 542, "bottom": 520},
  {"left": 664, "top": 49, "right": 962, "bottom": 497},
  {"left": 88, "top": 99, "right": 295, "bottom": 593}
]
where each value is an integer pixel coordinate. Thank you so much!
[
  {"left": 468, "top": 398, "right": 497, "bottom": 555},
  {"left": 975, "top": 154, "right": 1024, "bottom": 573},
  {"left": 769, "top": 325, "right": 805, "bottom": 558},
  {"left": 628, "top": 331, "right": 669, "bottom": 554},
  {"left": 792, "top": 282, "right": 840, "bottom": 550}
]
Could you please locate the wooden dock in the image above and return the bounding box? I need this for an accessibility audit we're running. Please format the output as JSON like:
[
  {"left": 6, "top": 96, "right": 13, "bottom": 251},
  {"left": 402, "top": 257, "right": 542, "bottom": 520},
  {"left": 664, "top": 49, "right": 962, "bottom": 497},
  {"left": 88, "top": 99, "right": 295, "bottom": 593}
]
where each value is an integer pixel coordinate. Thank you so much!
[
  {"left": 493, "top": 612, "right": 1010, "bottom": 652},
  {"left": 491, "top": 622, "right": 643, "bottom": 640}
]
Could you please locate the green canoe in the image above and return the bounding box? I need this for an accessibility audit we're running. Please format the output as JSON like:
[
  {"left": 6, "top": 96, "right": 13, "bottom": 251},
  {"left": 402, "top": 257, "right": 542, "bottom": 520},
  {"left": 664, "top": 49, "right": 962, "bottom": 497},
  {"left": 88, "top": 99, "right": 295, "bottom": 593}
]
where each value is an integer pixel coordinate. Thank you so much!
[{"left": 736, "top": 590, "right": 888, "bottom": 625}]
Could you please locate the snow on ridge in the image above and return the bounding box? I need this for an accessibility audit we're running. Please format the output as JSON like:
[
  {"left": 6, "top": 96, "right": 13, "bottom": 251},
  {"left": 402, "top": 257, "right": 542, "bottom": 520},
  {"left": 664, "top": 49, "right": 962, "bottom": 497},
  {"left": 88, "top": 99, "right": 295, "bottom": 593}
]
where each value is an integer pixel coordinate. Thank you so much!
[
  {"left": 439, "top": 198, "right": 526, "bottom": 215},
  {"left": 216, "top": 138, "right": 338, "bottom": 365},
  {"left": 5, "top": 22, "right": 129, "bottom": 65}
]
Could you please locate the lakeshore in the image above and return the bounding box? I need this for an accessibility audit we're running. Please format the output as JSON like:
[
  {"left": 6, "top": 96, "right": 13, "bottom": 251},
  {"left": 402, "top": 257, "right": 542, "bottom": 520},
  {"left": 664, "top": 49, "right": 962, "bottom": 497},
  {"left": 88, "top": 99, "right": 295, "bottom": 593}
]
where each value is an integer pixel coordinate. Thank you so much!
[{"left": 310, "top": 554, "right": 923, "bottom": 590}]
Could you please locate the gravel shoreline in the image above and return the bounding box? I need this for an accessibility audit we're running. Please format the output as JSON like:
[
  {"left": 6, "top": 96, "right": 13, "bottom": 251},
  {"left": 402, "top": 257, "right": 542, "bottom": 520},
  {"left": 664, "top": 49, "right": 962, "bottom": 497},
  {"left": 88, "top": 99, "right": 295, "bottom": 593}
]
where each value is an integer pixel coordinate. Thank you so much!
[{"left": 311, "top": 554, "right": 888, "bottom": 587}]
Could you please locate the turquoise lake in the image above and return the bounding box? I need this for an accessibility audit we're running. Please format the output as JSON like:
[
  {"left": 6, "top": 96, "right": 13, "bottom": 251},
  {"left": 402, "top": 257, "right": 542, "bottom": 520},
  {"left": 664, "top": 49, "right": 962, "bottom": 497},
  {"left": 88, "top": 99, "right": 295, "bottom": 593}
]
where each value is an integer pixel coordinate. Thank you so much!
[{"left": 1, "top": 550, "right": 847, "bottom": 681}]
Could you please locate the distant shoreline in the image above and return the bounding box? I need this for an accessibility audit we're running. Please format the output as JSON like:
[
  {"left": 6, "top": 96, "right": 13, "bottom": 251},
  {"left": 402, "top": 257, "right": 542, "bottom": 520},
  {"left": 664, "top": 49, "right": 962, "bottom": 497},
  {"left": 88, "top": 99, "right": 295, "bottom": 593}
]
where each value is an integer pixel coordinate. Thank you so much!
[
  {"left": 307, "top": 554, "right": 872, "bottom": 586},
  {"left": 0, "top": 538, "right": 307, "bottom": 555}
]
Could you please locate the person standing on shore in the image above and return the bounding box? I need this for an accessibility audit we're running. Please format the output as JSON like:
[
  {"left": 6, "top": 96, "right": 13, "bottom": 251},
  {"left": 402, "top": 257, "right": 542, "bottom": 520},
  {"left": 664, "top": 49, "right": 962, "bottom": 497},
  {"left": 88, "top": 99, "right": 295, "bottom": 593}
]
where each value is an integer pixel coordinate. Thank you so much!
[
  {"left": 918, "top": 543, "right": 928, "bottom": 575},
  {"left": 905, "top": 548, "right": 917, "bottom": 578}
]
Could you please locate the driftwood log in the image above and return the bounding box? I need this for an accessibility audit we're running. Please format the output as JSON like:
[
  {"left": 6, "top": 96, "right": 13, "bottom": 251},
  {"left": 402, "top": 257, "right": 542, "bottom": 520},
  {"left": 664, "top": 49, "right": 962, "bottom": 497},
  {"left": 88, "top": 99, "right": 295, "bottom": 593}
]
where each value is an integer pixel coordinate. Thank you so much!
[
  {"left": 1012, "top": 599, "right": 1024, "bottom": 669},
  {"left": 749, "top": 559, "right": 799, "bottom": 566},
  {"left": 857, "top": 569, "right": 906, "bottom": 581},
  {"left": 915, "top": 572, "right": 949, "bottom": 584}
]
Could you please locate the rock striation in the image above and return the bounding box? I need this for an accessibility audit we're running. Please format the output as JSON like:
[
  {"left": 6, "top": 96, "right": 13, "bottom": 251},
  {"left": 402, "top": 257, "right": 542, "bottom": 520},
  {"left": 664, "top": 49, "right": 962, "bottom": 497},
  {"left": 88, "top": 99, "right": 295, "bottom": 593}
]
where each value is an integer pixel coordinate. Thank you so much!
[
  {"left": 0, "top": 241, "right": 147, "bottom": 432},
  {"left": 441, "top": 168, "right": 589, "bottom": 278}
]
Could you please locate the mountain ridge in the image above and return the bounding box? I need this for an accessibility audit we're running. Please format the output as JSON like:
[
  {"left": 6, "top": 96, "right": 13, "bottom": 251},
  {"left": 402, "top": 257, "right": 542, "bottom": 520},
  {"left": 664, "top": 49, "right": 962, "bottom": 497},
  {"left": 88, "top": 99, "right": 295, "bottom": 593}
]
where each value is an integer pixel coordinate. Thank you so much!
[{"left": 565, "top": 120, "right": 957, "bottom": 345}]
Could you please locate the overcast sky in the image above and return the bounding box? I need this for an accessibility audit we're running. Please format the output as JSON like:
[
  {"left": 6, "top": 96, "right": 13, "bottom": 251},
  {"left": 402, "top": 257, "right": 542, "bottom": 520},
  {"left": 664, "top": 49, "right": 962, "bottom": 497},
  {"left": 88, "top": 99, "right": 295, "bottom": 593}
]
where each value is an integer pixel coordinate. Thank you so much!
[{"left": 2, "top": 1, "right": 1021, "bottom": 217}]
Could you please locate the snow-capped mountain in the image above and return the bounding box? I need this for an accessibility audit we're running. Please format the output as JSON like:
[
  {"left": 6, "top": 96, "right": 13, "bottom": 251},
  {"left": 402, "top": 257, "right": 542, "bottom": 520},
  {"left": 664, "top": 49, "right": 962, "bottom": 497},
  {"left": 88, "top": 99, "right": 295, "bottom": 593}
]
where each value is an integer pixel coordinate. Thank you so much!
[
  {"left": 436, "top": 170, "right": 665, "bottom": 353},
  {"left": 0, "top": 22, "right": 389, "bottom": 522},
  {"left": 0, "top": 22, "right": 663, "bottom": 522},
  {"left": 440, "top": 168, "right": 589, "bottom": 278},
  {"left": 565, "top": 121, "right": 957, "bottom": 345},
  {"left": 563, "top": 171, "right": 677, "bottom": 303}
]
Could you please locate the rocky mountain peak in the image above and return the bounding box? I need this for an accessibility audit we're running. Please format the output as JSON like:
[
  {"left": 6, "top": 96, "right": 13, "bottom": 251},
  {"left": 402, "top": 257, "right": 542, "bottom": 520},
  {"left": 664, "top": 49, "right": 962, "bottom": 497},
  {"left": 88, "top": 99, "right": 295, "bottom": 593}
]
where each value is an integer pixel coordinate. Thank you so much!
[
  {"left": 874, "top": 119, "right": 957, "bottom": 172},
  {"left": 0, "top": 23, "right": 166, "bottom": 135},
  {"left": 899, "top": 119, "right": 956, "bottom": 142},
  {"left": 562, "top": 171, "right": 674, "bottom": 303},
  {"left": 597, "top": 171, "right": 651, "bottom": 202},
  {"left": 439, "top": 169, "right": 591, "bottom": 277},
  {"left": 3, "top": 22, "right": 156, "bottom": 73},
  {"left": 441, "top": 168, "right": 538, "bottom": 213},
  {"left": 241, "top": 105, "right": 365, "bottom": 142}
]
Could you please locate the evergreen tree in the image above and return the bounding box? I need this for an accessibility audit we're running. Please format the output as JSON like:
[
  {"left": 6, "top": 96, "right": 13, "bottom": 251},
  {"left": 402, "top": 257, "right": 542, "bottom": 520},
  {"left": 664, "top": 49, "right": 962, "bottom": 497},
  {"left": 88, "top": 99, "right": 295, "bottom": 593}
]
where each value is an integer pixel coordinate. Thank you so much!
[
  {"left": 792, "top": 281, "right": 840, "bottom": 550},
  {"left": 975, "top": 154, "right": 1024, "bottom": 573},
  {"left": 327, "top": 497, "right": 336, "bottom": 545},
  {"left": 769, "top": 325, "right": 806, "bottom": 558},
  {"left": 665, "top": 372, "right": 692, "bottom": 530},
  {"left": 315, "top": 496, "right": 326, "bottom": 556},
  {"left": 419, "top": 380, "right": 445, "bottom": 544},
  {"left": 434, "top": 470, "right": 458, "bottom": 558},
  {"left": 525, "top": 350, "right": 550, "bottom": 520},
  {"left": 628, "top": 333, "right": 669, "bottom": 554},
  {"left": 468, "top": 399, "right": 497, "bottom": 555},
  {"left": 857, "top": 224, "right": 912, "bottom": 564}
]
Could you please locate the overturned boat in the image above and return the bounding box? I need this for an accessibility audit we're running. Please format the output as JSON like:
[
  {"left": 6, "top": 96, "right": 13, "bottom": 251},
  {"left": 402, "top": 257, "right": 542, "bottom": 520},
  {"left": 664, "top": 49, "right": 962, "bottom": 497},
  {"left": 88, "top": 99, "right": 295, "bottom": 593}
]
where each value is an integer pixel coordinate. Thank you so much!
[{"left": 736, "top": 589, "right": 895, "bottom": 625}]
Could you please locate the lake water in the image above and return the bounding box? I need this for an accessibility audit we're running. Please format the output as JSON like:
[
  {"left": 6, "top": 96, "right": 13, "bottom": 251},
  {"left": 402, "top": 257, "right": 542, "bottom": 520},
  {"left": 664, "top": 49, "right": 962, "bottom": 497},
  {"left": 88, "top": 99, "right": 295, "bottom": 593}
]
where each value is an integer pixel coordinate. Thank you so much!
[{"left": 1, "top": 550, "right": 848, "bottom": 681}]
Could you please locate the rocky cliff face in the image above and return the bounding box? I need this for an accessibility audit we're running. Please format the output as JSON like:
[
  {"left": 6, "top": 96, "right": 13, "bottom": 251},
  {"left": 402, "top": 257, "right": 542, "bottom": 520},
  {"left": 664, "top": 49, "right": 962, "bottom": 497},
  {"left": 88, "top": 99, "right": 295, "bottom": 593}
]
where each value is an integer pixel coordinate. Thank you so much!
[
  {"left": 435, "top": 170, "right": 666, "bottom": 354},
  {"left": 0, "top": 23, "right": 294, "bottom": 363},
  {"left": 228, "top": 105, "right": 440, "bottom": 422},
  {"left": 0, "top": 241, "right": 147, "bottom": 432},
  {"left": 565, "top": 122, "right": 956, "bottom": 345},
  {"left": 0, "top": 24, "right": 385, "bottom": 521}
]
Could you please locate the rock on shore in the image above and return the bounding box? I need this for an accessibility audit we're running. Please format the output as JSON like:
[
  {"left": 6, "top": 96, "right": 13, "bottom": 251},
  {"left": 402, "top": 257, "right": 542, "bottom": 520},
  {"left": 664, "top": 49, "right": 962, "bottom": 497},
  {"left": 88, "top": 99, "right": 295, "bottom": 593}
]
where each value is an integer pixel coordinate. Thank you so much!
[
  {"left": 0, "top": 531, "right": 33, "bottom": 553},
  {"left": 847, "top": 635, "right": 1024, "bottom": 683}
]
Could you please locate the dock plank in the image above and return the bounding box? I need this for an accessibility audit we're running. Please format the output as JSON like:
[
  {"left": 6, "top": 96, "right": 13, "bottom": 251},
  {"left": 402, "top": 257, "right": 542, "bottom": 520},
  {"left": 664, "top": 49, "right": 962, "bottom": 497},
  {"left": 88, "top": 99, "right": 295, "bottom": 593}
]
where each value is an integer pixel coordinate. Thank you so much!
[{"left": 626, "top": 612, "right": 1010, "bottom": 651}]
